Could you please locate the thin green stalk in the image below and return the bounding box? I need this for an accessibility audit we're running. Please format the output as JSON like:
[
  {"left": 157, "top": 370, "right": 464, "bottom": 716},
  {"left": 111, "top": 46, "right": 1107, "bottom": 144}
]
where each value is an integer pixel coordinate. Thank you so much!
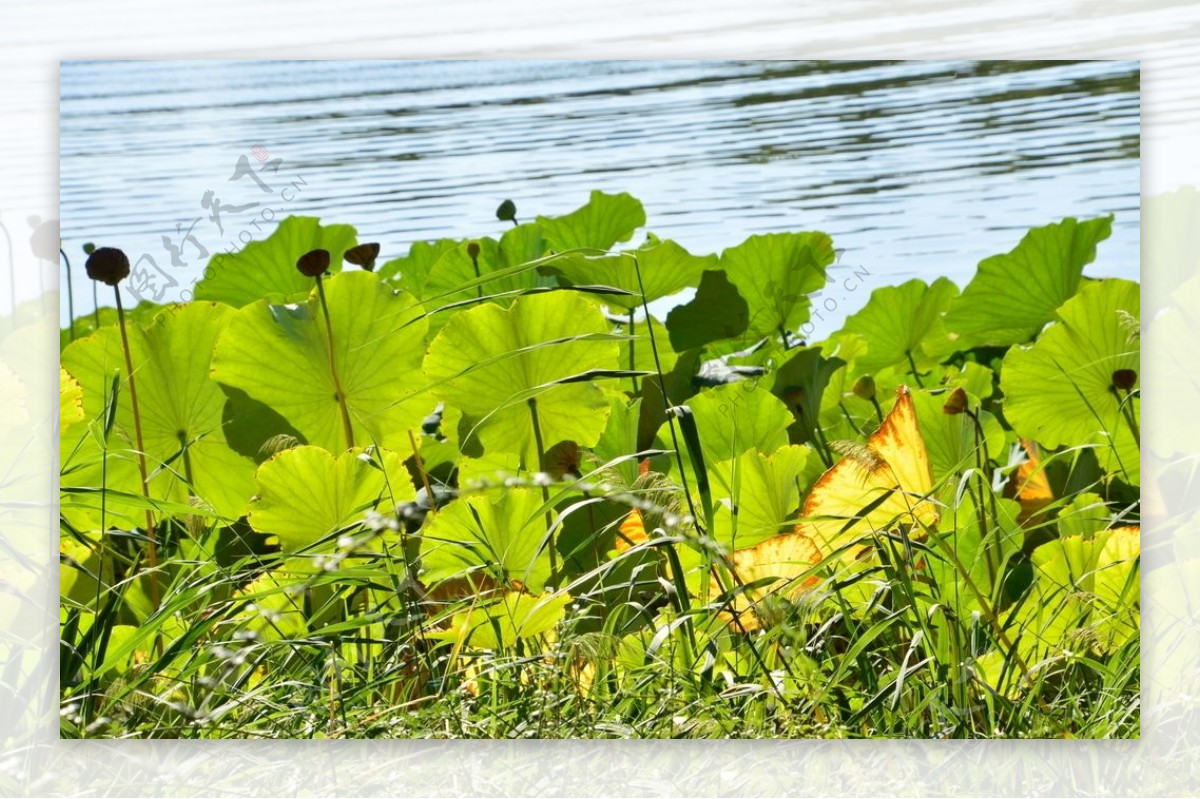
[
  {"left": 628, "top": 254, "right": 702, "bottom": 532},
  {"left": 628, "top": 309, "right": 638, "bottom": 394},
  {"left": 114, "top": 288, "right": 161, "bottom": 614},
  {"left": 803, "top": 406, "right": 834, "bottom": 467},
  {"left": 178, "top": 431, "right": 194, "bottom": 487},
  {"left": 468, "top": 246, "right": 483, "bottom": 299},
  {"left": 527, "top": 397, "right": 558, "bottom": 580},
  {"left": 61, "top": 248, "right": 76, "bottom": 340},
  {"left": 315, "top": 274, "right": 355, "bottom": 450},
  {"left": 965, "top": 407, "right": 1001, "bottom": 592},
  {"left": 838, "top": 401, "right": 859, "bottom": 431},
  {"left": 869, "top": 396, "right": 885, "bottom": 425},
  {"left": 927, "top": 526, "right": 1033, "bottom": 687},
  {"left": 1117, "top": 388, "right": 1140, "bottom": 447},
  {"left": 905, "top": 349, "right": 925, "bottom": 388}
]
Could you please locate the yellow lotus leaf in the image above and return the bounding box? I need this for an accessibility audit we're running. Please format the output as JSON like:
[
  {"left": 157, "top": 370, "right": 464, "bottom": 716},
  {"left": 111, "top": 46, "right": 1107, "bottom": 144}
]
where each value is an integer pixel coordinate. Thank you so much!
[
  {"left": 711, "top": 532, "right": 822, "bottom": 631},
  {"left": 800, "top": 385, "right": 938, "bottom": 561}
]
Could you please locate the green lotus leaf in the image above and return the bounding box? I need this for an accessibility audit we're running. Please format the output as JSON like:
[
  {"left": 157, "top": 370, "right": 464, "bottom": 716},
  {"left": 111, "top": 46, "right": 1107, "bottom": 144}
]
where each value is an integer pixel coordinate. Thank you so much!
[
  {"left": 62, "top": 306, "right": 120, "bottom": 349},
  {"left": 922, "top": 492, "right": 1023, "bottom": 616},
  {"left": 840, "top": 277, "right": 959, "bottom": 374},
  {"left": 537, "top": 190, "right": 646, "bottom": 252},
  {"left": 212, "top": 270, "right": 432, "bottom": 453},
  {"left": 637, "top": 348, "right": 703, "bottom": 453},
  {"left": 194, "top": 216, "right": 358, "bottom": 308},
  {"left": 60, "top": 303, "right": 171, "bottom": 349},
  {"left": 248, "top": 445, "right": 413, "bottom": 552},
  {"left": 377, "top": 238, "right": 459, "bottom": 293},
  {"left": 940, "top": 216, "right": 1113, "bottom": 351},
  {"left": 710, "top": 444, "right": 816, "bottom": 551},
  {"left": 593, "top": 394, "right": 644, "bottom": 486},
  {"left": 498, "top": 221, "right": 548, "bottom": 268},
  {"left": 1092, "top": 526, "right": 1141, "bottom": 652},
  {"left": 1001, "top": 278, "right": 1139, "bottom": 485},
  {"left": 1093, "top": 526, "right": 1140, "bottom": 609},
  {"left": 231, "top": 566, "right": 311, "bottom": 641},
  {"left": 60, "top": 301, "right": 255, "bottom": 524},
  {"left": 419, "top": 487, "right": 552, "bottom": 591},
  {"left": 456, "top": 451, "right": 522, "bottom": 491},
  {"left": 427, "top": 590, "right": 571, "bottom": 649},
  {"left": 941, "top": 361, "right": 996, "bottom": 403},
  {"left": 1020, "top": 525, "right": 1140, "bottom": 656},
  {"left": 420, "top": 234, "right": 550, "bottom": 311},
  {"left": 423, "top": 291, "right": 619, "bottom": 462},
  {"left": 1055, "top": 492, "right": 1111, "bottom": 539},
  {"left": 618, "top": 315, "right": 678, "bottom": 378},
  {"left": 666, "top": 270, "right": 750, "bottom": 351},
  {"left": 720, "top": 232, "right": 835, "bottom": 338},
  {"left": 811, "top": 333, "right": 870, "bottom": 439},
  {"left": 551, "top": 240, "right": 716, "bottom": 311},
  {"left": 60, "top": 367, "right": 83, "bottom": 435},
  {"left": 909, "top": 388, "right": 1005, "bottom": 485},
  {"left": 219, "top": 385, "right": 307, "bottom": 463},
  {"left": 670, "top": 381, "right": 793, "bottom": 467},
  {"left": 771, "top": 346, "right": 845, "bottom": 449}
]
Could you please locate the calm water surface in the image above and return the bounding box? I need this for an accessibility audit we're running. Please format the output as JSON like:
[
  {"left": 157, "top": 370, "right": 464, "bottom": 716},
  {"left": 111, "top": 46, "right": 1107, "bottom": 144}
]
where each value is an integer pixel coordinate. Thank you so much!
[{"left": 59, "top": 60, "right": 1139, "bottom": 332}]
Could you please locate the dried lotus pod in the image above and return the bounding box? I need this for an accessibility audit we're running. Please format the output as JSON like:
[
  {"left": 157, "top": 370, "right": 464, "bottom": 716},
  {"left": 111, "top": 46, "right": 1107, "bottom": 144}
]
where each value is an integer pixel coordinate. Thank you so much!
[
  {"left": 344, "top": 243, "right": 380, "bottom": 271},
  {"left": 296, "top": 248, "right": 331, "bottom": 277},
  {"left": 84, "top": 246, "right": 130, "bottom": 286}
]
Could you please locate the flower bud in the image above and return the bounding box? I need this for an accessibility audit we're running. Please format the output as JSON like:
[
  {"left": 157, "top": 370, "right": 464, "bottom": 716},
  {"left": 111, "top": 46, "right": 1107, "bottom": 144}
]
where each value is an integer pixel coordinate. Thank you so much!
[
  {"left": 344, "top": 243, "right": 380, "bottom": 271},
  {"left": 942, "top": 387, "right": 968, "bottom": 415},
  {"left": 851, "top": 374, "right": 876, "bottom": 401},
  {"left": 496, "top": 199, "right": 517, "bottom": 223},
  {"left": 1111, "top": 368, "right": 1137, "bottom": 392},
  {"left": 84, "top": 247, "right": 130, "bottom": 286},
  {"left": 82, "top": 242, "right": 96, "bottom": 255},
  {"left": 296, "top": 248, "right": 330, "bottom": 277},
  {"left": 466, "top": 241, "right": 481, "bottom": 260}
]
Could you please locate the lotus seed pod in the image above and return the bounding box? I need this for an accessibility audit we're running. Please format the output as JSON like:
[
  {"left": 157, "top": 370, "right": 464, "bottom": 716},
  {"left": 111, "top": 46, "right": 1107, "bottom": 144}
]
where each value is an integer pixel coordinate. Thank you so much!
[
  {"left": 942, "top": 387, "right": 968, "bottom": 415},
  {"left": 851, "top": 374, "right": 876, "bottom": 401},
  {"left": 344, "top": 243, "right": 380, "bottom": 271},
  {"left": 84, "top": 246, "right": 130, "bottom": 286},
  {"left": 496, "top": 199, "right": 517, "bottom": 222},
  {"left": 82, "top": 242, "right": 96, "bottom": 255},
  {"left": 466, "top": 241, "right": 481, "bottom": 260},
  {"left": 296, "top": 248, "right": 331, "bottom": 277},
  {"left": 1112, "top": 368, "right": 1138, "bottom": 392}
]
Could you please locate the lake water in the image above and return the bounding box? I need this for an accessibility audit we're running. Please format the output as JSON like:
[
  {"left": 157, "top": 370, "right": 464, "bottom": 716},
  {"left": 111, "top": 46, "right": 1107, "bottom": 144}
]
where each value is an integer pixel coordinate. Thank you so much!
[{"left": 59, "top": 60, "right": 1140, "bottom": 333}]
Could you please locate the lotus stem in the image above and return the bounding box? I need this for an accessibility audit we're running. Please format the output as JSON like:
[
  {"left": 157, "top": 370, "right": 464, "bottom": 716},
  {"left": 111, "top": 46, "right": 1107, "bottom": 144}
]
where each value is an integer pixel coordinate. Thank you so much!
[
  {"left": 467, "top": 242, "right": 483, "bottom": 299},
  {"left": 628, "top": 254, "right": 702, "bottom": 532},
  {"left": 114, "top": 288, "right": 161, "bottom": 611},
  {"left": 905, "top": 349, "right": 925, "bottom": 388},
  {"left": 315, "top": 274, "right": 355, "bottom": 450},
  {"left": 628, "top": 309, "right": 638, "bottom": 394},
  {"left": 1116, "top": 387, "right": 1140, "bottom": 448},
  {"left": 527, "top": 397, "right": 558, "bottom": 579}
]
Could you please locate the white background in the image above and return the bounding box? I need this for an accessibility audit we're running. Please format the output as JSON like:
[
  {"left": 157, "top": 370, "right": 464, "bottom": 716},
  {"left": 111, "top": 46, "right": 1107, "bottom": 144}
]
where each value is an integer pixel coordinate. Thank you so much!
[{"left": 2, "top": 0, "right": 1197, "bottom": 795}]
